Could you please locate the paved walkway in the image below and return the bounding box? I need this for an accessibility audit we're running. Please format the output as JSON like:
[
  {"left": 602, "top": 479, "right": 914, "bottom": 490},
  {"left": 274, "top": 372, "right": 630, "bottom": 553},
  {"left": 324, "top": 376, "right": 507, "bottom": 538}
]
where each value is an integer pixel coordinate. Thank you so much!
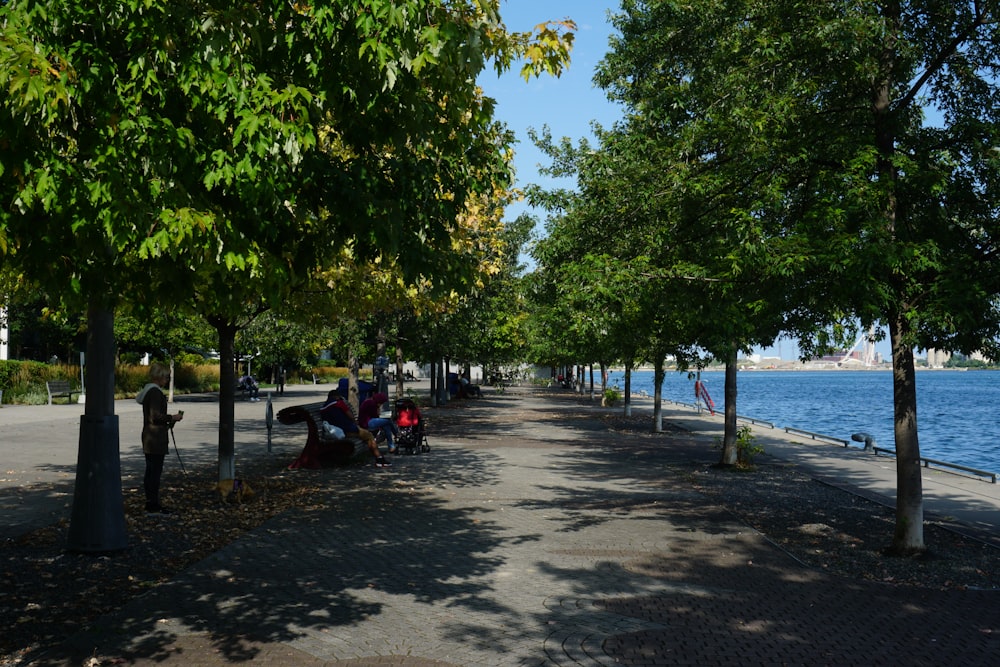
[
  {"left": 651, "top": 399, "right": 1000, "bottom": 548},
  {"left": 2, "top": 383, "right": 1000, "bottom": 665}
]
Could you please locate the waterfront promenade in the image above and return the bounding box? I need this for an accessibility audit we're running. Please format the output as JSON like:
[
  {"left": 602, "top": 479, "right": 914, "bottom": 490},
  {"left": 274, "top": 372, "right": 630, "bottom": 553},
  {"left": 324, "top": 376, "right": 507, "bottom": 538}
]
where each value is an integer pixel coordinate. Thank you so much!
[{"left": 1, "top": 382, "right": 999, "bottom": 665}]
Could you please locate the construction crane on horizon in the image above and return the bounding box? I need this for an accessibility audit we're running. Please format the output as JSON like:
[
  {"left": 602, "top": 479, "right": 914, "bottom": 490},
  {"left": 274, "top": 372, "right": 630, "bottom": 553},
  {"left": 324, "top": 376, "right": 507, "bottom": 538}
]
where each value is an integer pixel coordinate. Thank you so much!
[{"left": 839, "top": 329, "right": 878, "bottom": 366}]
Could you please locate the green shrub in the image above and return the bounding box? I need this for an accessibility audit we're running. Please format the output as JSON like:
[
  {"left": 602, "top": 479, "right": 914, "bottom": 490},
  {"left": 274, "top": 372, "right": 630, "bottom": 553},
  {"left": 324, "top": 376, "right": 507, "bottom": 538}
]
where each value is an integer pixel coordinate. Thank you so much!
[
  {"left": 179, "top": 363, "right": 220, "bottom": 392},
  {"left": 174, "top": 351, "right": 209, "bottom": 366},
  {"left": 309, "top": 366, "right": 351, "bottom": 383},
  {"left": 0, "top": 360, "right": 230, "bottom": 404},
  {"left": 115, "top": 365, "right": 150, "bottom": 395},
  {"left": 122, "top": 363, "right": 222, "bottom": 395},
  {"left": 0, "top": 360, "right": 80, "bottom": 404},
  {"left": 602, "top": 386, "right": 621, "bottom": 407},
  {"left": 117, "top": 351, "right": 145, "bottom": 365},
  {"left": 736, "top": 424, "right": 764, "bottom": 468},
  {"left": 712, "top": 425, "right": 765, "bottom": 468}
]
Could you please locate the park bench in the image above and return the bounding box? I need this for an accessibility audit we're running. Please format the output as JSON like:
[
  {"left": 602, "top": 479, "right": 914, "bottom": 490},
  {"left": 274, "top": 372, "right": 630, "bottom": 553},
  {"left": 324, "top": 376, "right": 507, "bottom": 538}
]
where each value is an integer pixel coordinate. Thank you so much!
[
  {"left": 277, "top": 401, "right": 369, "bottom": 468},
  {"left": 236, "top": 377, "right": 259, "bottom": 401},
  {"left": 46, "top": 380, "right": 80, "bottom": 405}
]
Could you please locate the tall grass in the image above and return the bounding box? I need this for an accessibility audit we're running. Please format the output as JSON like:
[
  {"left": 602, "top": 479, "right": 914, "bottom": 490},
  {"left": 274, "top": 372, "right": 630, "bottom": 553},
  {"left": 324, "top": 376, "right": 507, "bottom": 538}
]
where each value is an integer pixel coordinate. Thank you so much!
[
  {"left": 0, "top": 359, "right": 362, "bottom": 405},
  {"left": 309, "top": 366, "right": 352, "bottom": 383},
  {"left": 0, "top": 360, "right": 78, "bottom": 404},
  {"left": 117, "top": 363, "right": 222, "bottom": 397},
  {"left": 1, "top": 361, "right": 224, "bottom": 405}
]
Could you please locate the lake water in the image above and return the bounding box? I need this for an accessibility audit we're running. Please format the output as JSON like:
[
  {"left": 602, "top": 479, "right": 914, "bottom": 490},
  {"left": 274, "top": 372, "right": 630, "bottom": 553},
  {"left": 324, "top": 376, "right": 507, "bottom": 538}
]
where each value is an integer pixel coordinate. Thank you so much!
[{"left": 603, "top": 369, "right": 1000, "bottom": 475}]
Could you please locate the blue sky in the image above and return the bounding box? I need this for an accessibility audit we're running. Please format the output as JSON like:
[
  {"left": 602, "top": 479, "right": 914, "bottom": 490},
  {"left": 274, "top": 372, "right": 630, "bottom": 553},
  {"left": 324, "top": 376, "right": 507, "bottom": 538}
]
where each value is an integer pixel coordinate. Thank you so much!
[{"left": 478, "top": 2, "right": 622, "bottom": 223}]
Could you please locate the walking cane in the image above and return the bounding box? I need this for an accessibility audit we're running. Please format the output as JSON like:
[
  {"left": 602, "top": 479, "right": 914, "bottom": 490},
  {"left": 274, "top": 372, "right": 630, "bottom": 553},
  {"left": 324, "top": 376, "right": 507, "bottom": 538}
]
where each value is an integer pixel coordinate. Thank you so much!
[{"left": 170, "top": 411, "right": 187, "bottom": 475}]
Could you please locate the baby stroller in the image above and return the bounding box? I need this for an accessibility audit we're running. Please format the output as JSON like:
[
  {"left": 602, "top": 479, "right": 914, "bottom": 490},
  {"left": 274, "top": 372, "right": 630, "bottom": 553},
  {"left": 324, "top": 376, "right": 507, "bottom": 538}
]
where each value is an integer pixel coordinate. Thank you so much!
[{"left": 393, "top": 397, "right": 429, "bottom": 454}]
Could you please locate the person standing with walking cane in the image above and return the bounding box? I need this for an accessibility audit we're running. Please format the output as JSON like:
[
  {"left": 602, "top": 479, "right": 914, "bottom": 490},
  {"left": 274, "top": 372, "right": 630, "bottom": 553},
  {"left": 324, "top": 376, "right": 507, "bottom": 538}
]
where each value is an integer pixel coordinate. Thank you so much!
[{"left": 136, "top": 363, "right": 184, "bottom": 514}]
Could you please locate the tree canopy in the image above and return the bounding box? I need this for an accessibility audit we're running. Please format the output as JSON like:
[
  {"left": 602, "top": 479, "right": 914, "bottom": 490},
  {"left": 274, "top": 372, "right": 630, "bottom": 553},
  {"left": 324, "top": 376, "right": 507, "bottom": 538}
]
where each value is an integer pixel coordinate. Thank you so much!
[
  {"left": 0, "top": 0, "right": 574, "bottom": 550},
  {"left": 543, "top": 0, "right": 1000, "bottom": 553}
]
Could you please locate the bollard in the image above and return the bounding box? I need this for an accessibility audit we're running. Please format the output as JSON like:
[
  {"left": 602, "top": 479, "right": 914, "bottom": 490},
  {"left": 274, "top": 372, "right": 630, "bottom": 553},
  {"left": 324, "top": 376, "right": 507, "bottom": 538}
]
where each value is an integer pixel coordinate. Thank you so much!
[{"left": 265, "top": 392, "right": 273, "bottom": 452}]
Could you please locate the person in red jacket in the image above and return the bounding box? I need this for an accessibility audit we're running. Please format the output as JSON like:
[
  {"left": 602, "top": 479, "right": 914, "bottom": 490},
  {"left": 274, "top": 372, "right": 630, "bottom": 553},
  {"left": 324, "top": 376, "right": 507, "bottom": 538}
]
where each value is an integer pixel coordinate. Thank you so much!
[{"left": 359, "top": 392, "right": 399, "bottom": 453}]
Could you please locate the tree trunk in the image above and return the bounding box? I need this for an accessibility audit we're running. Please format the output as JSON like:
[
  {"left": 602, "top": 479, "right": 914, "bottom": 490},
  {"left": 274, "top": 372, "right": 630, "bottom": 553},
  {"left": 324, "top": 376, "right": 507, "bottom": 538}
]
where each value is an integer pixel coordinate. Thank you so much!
[
  {"left": 653, "top": 356, "right": 665, "bottom": 433},
  {"left": 871, "top": 10, "right": 924, "bottom": 553},
  {"left": 168, "top": 357, "right": 176, "bottom": 403},
  {"left": 347, "top": 348, "right": 360, "bottom": 414},
  {"left": 375, "top": 328, "right": 388, "bottom": 396},
  {"left": 890, "top": 315, "right": 925, "bottom": 552},
  {"left": 395, "top": 343, "right": 404, "bottom": 398},
  {"left": 429, "top": 359, "right": 438, "bottom": 407},
  {"left": 216, "top": 321, "right": 237, "bottom": 482},
  {"left": 67, "top": 300, "right": 127, "bottom": 552},
  {"left": 439, "top": 358, "right": 449, "bottom": 404},
  {"left": 623, "top": 361, "right": 632, "bottom": 417},
  {"left": 718, "top": 345, "right": 739, "bottom": 467}
]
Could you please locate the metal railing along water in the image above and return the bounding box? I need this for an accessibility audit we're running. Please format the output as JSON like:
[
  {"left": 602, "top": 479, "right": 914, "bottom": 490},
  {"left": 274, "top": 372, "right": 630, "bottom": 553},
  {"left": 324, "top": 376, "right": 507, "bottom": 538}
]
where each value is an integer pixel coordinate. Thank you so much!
[
  {"left": 783, "top": 426, "right": 850, "bottom": 447},
  {"left": 738, "top": 415, "right": 775, "bottom": 429},
  {"left": 658, "top": 396, "right": 997, "bottom": 484},
  {"left": 870, "top": 445, "right": 998, "bottom": 484}
]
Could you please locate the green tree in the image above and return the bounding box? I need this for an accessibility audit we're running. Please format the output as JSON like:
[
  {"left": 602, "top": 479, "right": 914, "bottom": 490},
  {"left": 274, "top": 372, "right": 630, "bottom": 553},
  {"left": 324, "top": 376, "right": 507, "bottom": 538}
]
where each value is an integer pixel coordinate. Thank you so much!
[
  {"left": 599, "top": 0, "right": 1000, "bottom": 552},
  {"left": 115, "top": 312, "right": 215, "bottom": 363},
  {"left": 2, "top": 291, "right": 85, "bottom": 362},
  {"left": 0, "top": 0, "right": 574, "bottom": 550},
  {"left": 526, "top": 121, "right": 763, "bottom": 445},
  {"left": 438, "top": 212, "right": 535, "bottom": 375},
  {"left": 525, "top": 133, "right": 638, "bottom": 391},
  {"left": 236, "top": 312, "right": 329, "bottom": 381}
]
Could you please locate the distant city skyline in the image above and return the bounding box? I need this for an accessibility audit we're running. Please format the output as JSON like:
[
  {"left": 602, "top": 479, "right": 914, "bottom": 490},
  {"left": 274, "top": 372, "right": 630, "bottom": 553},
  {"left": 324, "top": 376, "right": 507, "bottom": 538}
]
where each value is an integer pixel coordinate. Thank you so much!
[{"left": 757, "top": 333, "right": 894, "bottom": 362}]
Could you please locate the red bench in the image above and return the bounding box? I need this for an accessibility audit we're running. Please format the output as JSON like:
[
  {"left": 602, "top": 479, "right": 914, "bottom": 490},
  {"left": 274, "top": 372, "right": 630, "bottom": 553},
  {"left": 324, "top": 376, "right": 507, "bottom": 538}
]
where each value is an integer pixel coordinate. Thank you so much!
[{"left": 277, "top": 402, "right": 369, "bottom": 468}]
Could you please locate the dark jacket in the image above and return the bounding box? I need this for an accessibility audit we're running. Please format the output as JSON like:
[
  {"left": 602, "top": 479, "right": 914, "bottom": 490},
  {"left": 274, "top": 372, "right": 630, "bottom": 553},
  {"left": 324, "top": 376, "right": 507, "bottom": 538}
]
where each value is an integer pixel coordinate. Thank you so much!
[
  {"left": 357, "top": 392, "right": 388, "bottom": 428},
  {"left": 137, "top": 382, "right": 172, "bottom": 455},
  {"left": 320, "top": 395, "right": 360, "bottom": 434}
]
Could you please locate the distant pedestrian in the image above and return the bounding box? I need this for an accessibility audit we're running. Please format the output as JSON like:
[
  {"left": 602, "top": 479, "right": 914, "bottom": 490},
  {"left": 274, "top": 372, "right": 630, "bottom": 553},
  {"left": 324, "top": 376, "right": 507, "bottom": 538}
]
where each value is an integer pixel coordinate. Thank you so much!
[
  {"left": 277, "top": 367, "right": 286, "bottom": 395},
  {"left": 136, "top": 363, "right": 184, "bottom": 514},
  {"left": 458, "top": 373, "right": 482, "bottom": 398},
  {"left": 239, "top": 374, "right": 260, "bottom": 401}
]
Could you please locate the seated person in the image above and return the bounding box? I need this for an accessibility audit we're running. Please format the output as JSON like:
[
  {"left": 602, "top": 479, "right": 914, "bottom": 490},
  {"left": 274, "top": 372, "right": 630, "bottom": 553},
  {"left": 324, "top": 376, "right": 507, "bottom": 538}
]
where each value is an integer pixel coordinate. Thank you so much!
[
  {"left": 238, "top": 374, "right": 260, "bottom": 401},
  {"left": 359, "top": 392, "right": 399, "bottom": 454},
  {"left": 458, "top": 373, "right": 482, "bottom": 398},
  {"left": 320, "top": 390, "right": 391, "bottom": 467}
]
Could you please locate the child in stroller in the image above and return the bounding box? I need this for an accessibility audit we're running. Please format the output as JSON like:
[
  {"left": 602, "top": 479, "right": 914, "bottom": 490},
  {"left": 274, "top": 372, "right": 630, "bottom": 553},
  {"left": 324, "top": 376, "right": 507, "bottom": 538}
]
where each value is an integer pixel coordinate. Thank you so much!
[{"left": 393, "top": 397, "right": 429, "bottom": 454}]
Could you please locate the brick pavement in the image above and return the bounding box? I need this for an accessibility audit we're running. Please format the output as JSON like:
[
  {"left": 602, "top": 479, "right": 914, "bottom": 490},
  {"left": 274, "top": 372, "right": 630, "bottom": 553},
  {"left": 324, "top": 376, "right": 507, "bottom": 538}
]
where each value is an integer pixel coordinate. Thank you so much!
[{"left": 3, "top": 383, "right": 1000, "bottom": 666}]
